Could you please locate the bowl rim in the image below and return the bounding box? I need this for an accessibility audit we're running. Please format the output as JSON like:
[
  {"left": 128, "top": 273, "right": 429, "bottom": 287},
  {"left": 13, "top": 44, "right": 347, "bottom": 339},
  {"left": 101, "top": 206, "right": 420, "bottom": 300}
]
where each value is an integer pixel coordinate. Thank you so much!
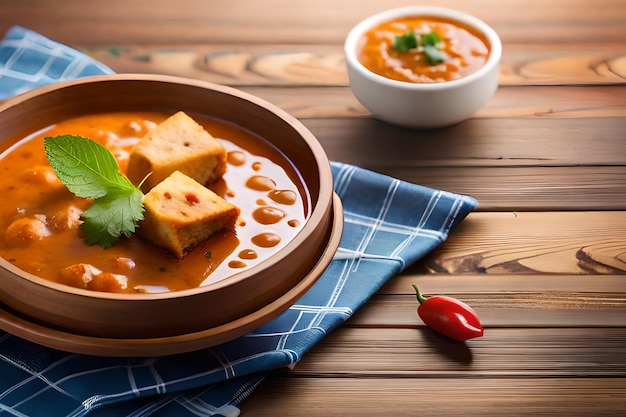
[
  {"left": 344, "top": 6, "right": 503, "bottom": 90},
  {"left": 0, "top": 73, "right": 334, "bottom": 302}
]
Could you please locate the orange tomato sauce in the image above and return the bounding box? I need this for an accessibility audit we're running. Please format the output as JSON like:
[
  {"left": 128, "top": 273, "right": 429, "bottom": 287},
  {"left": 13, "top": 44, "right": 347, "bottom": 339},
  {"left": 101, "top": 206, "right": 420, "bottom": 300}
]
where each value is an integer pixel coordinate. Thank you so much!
[
  {"left": 0, "top": 112, "right": 309, "bottom": 293},
  {"left": 357, "top": 16, "right": 490, "bottom": 83}
]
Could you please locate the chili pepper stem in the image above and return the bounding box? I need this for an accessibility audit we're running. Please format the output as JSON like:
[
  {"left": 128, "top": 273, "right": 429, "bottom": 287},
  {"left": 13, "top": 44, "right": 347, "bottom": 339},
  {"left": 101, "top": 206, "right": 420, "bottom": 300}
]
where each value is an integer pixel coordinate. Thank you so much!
[{"left": 412, "top": 284, "right": 428, "bottom": 304}]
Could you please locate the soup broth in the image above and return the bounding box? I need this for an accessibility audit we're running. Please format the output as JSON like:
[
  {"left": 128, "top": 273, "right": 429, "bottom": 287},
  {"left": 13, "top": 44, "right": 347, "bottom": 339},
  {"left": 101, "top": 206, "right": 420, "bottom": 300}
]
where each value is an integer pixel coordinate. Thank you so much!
[
  {"left": 357, "top": 15, "right": 490, "bottom": 83},
  {"left": 0, "top": 112, "right": 309, "bottom": 293}
]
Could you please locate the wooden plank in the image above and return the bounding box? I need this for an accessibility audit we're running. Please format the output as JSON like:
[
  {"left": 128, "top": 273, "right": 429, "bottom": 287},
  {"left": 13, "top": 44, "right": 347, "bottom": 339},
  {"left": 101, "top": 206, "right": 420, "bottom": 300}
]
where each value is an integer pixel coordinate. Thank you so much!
[
  {"left": 422, "top": 212, "right": 626, "bottom": 275},
  {"left": 240, "top": 377, "right": 626, "bottom": 417},
  {"left": 380, "top": 166, "right": 626, "bottom": 211},
  {"left": 2, "top": 0, "right": 625, "bottom": 45},
  {"left": 291, "top": 327, "right": 626, "bottom": 376},
  {"left": 500, "top": 44, "right": 626, "bottom": 86},
  {"left": 379, "top": 274, "right": 626, "bottom": 295},
  {"left": 348, "top": 292, "right": 626, "bottom": 327},
  {"left": 306, "top": 118, "right": 626, "bottom": 168},
  {"left": 243, "top": 85, "right": 626, "bottom": 119},
  {"left": 67, "top": 44, "right": 626, "bottom": 87},
  {"left": 84, "top": 45, "right": 350, "bottom": 87}
]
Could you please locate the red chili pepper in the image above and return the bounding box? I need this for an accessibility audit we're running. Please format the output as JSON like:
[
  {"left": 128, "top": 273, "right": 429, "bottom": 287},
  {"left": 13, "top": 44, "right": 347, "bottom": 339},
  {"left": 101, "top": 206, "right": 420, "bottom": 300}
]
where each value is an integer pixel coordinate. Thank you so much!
[{"left": 412, "top": 284, "right": 484, "bottom": 342}]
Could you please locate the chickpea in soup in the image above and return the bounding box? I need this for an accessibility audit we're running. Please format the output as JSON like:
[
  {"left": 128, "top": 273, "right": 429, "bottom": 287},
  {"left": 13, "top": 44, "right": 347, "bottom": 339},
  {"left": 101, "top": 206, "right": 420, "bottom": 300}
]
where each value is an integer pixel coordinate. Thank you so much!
[
  {"left": 0, "top": 112, "right": 309, "bottom": 294},
  {"left": 357, "top": 16, "right": 490, "bottom": 83}
]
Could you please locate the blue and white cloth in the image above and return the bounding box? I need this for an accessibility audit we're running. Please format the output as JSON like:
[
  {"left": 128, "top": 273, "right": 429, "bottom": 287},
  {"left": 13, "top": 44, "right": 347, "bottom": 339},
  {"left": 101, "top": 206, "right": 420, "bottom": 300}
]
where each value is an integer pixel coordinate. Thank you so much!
[
  {"left": 0, "top": 26, "right": 113, "bottom": 99},
  {"left": 0, "top": 27, "right": 477, "bottom": 416}
]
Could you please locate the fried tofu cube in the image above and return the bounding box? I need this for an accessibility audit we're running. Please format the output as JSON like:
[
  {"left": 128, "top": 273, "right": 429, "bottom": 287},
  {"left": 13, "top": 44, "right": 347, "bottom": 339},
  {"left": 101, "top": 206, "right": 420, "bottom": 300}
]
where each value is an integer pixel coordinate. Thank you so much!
[
  {"left": 138, "top": 171, "right": 240, "bottom": 258},
  {"left": 126, "top": 111, "right": 227, "bottom": 191}
]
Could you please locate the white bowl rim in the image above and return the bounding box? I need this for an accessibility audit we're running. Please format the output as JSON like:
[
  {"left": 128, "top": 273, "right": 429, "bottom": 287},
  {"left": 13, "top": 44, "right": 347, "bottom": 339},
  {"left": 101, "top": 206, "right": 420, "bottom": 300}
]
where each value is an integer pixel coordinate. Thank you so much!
[{"left": 344, "top": 6, "right": 502, "bottom": 90}]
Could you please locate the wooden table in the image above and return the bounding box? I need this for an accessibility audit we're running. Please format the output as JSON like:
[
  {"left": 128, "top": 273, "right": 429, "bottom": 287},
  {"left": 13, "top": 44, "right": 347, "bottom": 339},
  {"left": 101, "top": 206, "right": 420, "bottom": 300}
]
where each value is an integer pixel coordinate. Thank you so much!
[{"left": 2, "top": 0, "right": 625, "bottom": 415}]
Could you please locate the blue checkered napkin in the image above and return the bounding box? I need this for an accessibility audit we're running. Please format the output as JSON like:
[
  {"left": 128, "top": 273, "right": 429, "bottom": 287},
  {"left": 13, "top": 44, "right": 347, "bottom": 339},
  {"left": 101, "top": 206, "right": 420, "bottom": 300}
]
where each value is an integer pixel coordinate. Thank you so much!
[
  {"left": 0, "top": 27, "right": 477, "bottom": 416},
  {"left": 0, "top": 26, "right": 113, "bottom": 99}
]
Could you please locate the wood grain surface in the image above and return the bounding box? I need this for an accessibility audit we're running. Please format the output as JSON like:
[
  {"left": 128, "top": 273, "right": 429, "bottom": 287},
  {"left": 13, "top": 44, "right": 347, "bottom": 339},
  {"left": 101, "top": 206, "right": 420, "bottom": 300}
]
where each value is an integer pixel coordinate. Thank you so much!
[{"left": 1, "top": 0, "right": 625, "bottom": 415}]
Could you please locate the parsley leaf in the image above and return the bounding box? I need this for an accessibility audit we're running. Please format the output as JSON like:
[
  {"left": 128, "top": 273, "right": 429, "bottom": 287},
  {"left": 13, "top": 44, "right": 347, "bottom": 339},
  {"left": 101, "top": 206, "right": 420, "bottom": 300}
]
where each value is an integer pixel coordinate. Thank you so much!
[
  {"left": 421, "top": 32, "right": 447, "bottom": 64},
  {"left": 420, "top": 31, "right": 441, "bottom": 47},
  {"left": 44, "top": 135, "right": 145, "bottom": 248},
  {"left": 392, "top": 31, "right": 418, "bottom": 52},
  {"left": 423, "top": 45, "right": 447, "bottom": 65},
  {"left": 392, "top": 30, "right": 448, "bottom": 65}
]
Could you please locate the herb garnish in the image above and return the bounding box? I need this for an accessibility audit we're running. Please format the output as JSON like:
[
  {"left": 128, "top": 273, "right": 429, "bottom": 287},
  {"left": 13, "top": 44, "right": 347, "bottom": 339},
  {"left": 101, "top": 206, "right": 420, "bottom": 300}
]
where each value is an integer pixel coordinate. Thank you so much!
[
  {"left": 392, "top": 31, "right": 418, "bottom": 52},
  {"left": 420, "top": 31, "right": 447, "bottom": 65},
  {"left": 44, "top": 135, "right": 145, "bottom": 248},
  {"left": 392, "top": 30, "right": 448, "bottom": 65}
]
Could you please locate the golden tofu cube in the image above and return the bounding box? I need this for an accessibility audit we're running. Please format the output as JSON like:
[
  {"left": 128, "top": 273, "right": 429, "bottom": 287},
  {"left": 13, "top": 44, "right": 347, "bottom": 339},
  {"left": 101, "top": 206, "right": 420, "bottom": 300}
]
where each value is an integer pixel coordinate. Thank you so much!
[
  {"left": 127, "top": 111, "right": 227, "bottom": 191},
  {"left": 138, "top": 171, "right": 240, "bottom": 258}
]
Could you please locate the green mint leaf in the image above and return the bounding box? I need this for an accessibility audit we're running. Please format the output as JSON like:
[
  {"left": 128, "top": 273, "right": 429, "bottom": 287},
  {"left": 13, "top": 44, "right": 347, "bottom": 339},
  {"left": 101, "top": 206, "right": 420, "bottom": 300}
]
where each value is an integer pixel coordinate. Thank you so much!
[
  {"left": 44, "top": 135, "right": 136, "bottom": 198},
  {"left": 392, "top": 31, "right": 418, "bottom": 52},
  {"left": 44, "top": 135, "right": 145, "bottom": 248},
  {"left": 81, "top": 188, "right": 145, "bottom": 248},
  {"left": 420, "top": 31, "right": 441, "bottom": 47},
  {"left": 423, "top": 44, "right": 447, "bottom": 65}
]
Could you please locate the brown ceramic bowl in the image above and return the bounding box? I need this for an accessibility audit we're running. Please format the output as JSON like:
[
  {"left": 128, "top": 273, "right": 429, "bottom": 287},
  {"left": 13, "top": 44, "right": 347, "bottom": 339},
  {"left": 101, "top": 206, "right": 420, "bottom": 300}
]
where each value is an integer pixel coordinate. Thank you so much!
[{"left": 0, "top": 74, "right": 342, "bottom": 356}]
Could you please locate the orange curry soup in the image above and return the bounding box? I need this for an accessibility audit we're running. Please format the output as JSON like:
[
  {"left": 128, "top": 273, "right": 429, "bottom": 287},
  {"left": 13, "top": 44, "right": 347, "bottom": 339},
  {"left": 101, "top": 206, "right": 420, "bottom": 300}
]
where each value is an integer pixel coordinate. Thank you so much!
[
  {"left": 357, "top": 16, "right": 490, "bottom": 83},
  {"left": 0, "top": 112, "right": 309, "bottom": 293}
]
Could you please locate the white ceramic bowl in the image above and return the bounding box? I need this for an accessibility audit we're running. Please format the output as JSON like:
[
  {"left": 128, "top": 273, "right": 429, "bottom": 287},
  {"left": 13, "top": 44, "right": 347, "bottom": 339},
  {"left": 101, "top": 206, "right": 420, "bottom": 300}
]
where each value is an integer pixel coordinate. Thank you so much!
[{"left": 344, "top": 6, "right": 502, "bottom": 128}]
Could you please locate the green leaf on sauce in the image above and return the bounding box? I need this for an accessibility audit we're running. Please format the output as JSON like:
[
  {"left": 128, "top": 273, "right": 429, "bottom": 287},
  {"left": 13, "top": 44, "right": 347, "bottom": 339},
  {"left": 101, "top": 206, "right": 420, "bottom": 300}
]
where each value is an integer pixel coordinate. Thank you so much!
[
  {"left": 392, "top": 30, "right": 448, "bottom": 65},
  {"left": 44, "top": 135, "right": 145, "bottom": 248},
  {"left": 420, "top": 31, "right": 441, "bottom": 47},
  {"left": 423, "top": 45, "right": 447, "bottom": 65},
  {"left": 392, "top": 31, "right": 418, "bottom": 52}
]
